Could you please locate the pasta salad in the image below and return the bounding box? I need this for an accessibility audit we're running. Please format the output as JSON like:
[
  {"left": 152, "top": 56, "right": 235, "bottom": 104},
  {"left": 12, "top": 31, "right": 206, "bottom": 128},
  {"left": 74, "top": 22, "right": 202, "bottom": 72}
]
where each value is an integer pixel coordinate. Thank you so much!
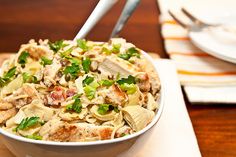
[{"left": 0, "top": 38, "right": 160, "bottom": 142}]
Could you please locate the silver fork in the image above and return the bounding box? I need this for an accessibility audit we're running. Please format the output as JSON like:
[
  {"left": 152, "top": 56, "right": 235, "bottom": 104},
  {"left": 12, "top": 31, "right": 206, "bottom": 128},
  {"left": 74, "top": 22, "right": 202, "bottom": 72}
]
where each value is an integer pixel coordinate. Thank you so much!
[
  {"left": 110, "top": 0, "right": 141, "bottom": 38},
  {"left": 168, "top": 9, "right": 207, "bottom": 32},
  {"left": 168, "top": 8, "right": 236, "bottom": 33}
]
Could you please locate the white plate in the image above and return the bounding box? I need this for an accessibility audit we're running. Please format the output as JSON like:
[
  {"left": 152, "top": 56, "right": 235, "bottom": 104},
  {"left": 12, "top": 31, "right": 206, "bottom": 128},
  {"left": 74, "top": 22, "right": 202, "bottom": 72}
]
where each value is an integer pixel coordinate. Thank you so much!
[{"left": 185, "top": 0, "right": 236, "bottom": 63}]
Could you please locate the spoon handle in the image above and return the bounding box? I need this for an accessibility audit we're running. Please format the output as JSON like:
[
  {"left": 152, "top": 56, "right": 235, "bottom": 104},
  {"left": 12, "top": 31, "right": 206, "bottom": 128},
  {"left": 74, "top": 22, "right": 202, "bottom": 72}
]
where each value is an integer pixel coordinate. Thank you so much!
[{"left": 74, "top": 0, "right": 118, "bottom": 40}]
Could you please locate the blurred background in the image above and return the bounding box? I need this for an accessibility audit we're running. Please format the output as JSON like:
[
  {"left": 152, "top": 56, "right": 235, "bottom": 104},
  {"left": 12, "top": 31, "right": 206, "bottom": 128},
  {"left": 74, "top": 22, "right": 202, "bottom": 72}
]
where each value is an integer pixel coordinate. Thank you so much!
[{"left": 0, "top": 0, "right": 164, "bottom": 55}]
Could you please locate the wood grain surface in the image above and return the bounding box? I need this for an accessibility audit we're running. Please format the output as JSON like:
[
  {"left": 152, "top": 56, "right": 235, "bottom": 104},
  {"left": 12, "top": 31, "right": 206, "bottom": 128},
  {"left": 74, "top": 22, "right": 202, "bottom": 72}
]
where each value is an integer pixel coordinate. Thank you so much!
[{"left": 0, "top": 0, "right": 236, "bottom": 157}]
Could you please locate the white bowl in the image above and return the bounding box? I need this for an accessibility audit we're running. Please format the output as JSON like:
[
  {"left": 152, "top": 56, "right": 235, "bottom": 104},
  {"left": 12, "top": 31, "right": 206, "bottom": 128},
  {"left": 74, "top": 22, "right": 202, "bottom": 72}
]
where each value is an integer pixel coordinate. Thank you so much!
[{"left": 0, "top": 51, "right": 164, "bottom": 157}]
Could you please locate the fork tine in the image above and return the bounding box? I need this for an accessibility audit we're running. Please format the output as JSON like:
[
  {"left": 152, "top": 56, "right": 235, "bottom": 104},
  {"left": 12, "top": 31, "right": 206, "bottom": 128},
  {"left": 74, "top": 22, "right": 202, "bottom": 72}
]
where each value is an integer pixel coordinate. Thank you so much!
[
  {"left": 181, "top": 8, "right": 207, "bottom": 26},
  {"left": 168, "top": 10, "right": 188, "bottom": 28}
]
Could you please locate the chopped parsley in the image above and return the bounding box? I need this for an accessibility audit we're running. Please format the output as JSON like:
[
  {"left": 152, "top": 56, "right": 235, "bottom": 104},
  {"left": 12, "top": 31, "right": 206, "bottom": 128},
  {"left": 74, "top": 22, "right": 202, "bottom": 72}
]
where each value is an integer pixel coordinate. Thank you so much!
[
  {"left": 102, "top": 47, "right": 111, "bottom": 55},
  {"left": 97, "top": 104, "right": 118, "bottom": 115},
  {"left": 82, "top": 57, "right": 91, "bottom": 74},
  {"left": 25, "top": 134, "right": 42, "bottom": 140},
  {"left": 0, "top": 66, "right": 17, "bottom": 87},
  {"left": 49, "top": 40, "right": 68, "bottom": 53},
  {"left": 68, "top": 57, "right": 81, "bottom": 65},
  {"left": 84, "top": 85, "right": 96, "bottom": 100},
  {"left": 72, "top": 93, "right": 83, "bottom": 99},
  {"left": 118, "top": 47, "right": 140, "bottom": 60},
  {"left": 18, "top": 51, "right": 29, "bottom": 65},
  {"left": 82, "top": 76, "right": 94, "bottom": 86},
  {"left": 120, "top": 83, "right": 137, "bottom": 94},
  {"left": 117, "top": 75, "right": 136, "bottom": 85},
  {"left": 15, "top": 117, "right": 40, "bottom": 132},
  {"left": 99, "top": 79, "right": 114, "bottom": 87},
  {"left": 40, "top": 56, "right": 52, "bottom": 67},
  {"left": 97, "top": 104, "right": 110, "bottom": 115},
  {"left": 22, "top": 72, "right": 38, "bottom": 83},
  {"left": 112, "top": 44, "right": 121, "bottom": 53},
  {"left": 64, "top": 63, "right": 80, "bottom": 79},
  {"left": 114, "top": 106, "right": 119, "bottom": 113},
  {"left": 60, "top": 47, "right": 73, "bottom": 58},
  {"left": 118, "top": 53, "right": 130, "bottom": 60},
  {"left": 66, "top": 97, "right": 82, "bottom": 113},
  {"left": 77, "top": 39, "right": 89, "bottom": 51}
]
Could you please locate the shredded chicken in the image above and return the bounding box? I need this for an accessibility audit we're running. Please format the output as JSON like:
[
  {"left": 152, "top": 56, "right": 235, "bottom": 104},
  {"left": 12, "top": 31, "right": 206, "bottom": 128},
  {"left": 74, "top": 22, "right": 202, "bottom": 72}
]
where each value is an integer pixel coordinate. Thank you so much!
[
  {"left": 0, "top": 108, "right": 17, "bottom": 124},
  {"left": 98, "top": 55, "right": 140, "bottom": 78}
]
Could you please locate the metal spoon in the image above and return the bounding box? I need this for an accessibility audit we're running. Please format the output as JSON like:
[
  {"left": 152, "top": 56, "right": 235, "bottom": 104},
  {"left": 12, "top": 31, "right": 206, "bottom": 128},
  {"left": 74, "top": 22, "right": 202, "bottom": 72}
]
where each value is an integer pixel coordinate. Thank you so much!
[{"left": 74, "top": 0, "right": 118, "bottom": 40}]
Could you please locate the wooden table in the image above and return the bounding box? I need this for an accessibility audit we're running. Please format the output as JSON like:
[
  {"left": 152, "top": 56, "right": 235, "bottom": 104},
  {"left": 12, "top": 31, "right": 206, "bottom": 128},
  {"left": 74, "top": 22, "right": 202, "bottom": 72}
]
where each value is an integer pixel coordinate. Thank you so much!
[{"left": 0, "top": 0, "right": 236, "bottom": 156}]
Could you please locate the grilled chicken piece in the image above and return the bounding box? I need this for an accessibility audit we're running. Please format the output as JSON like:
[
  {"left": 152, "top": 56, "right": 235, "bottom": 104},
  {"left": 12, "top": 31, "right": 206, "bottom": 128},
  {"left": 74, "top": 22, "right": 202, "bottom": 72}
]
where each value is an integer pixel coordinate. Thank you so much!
[
  {"left": 0, "top": 108, "right": 17, "bottom": 124},
  {"left": 18, "top": 41, "right": 53, "bottom": 60},
  {"left": 98, "top": 55, "right": 140, "bottom": 78},
  {"left": 39, "top": 119, "right": 76, "bottom": 142},
  {"left": 3, "top": 84, "right": 40, "bottom": 109},
  {"left": 74, "top": 123, "right": 114, "bottom": 141},
  {"left": 43, "top": 59, "right": 62, "bottom": 87},
  {"left": 142, "top": 58, "right": 161, "bottom": 96},
  {"left": 103, "top": 85, "right": 128, "bottom": 107},
  {"left": 40, "top": 120, "right": 113, "bottom": 142},
  {"left": 135, "top": 72, "right": 151, "bottom": 92},
  {"left": 0, "top": 102, "right": 13, "bottom": 110}
]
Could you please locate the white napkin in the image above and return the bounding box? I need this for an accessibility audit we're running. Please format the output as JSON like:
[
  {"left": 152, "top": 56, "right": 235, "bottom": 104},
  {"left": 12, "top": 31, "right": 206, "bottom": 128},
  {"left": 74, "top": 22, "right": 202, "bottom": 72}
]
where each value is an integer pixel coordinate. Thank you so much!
[
  {"left": 119, "top": 60, "right": 201, "bottom": 157},
  {"left": 157, "top": 0, "right": 236, "bottom": 104}
]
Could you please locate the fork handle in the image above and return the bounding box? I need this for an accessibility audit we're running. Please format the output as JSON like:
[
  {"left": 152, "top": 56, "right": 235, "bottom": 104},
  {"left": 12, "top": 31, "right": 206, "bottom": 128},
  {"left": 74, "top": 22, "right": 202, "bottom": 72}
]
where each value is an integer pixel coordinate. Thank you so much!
[
  {"left": 74, "top": 0, "right": 118, "bottom": 40},
  {"left": 110, "top": 0, "right": 140, "bottom": 38}
]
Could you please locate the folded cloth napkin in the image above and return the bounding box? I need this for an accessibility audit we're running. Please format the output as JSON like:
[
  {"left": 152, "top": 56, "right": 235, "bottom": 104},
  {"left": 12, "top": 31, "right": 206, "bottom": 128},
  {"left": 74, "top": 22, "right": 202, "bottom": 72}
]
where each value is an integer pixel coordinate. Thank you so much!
[
  {"left": 157, "top": 0, "right": 236, "bottom": 104},
  {"left": 119, "top": 60, "right": 201, "bottom": 157}
]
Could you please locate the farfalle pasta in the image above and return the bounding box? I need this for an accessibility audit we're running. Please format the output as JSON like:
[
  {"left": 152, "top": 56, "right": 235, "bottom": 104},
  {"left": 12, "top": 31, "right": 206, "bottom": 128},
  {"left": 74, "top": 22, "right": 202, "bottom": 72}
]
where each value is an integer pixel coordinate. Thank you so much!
[{"left": 0, "top": 38, "right": 160, "bottom": 142}]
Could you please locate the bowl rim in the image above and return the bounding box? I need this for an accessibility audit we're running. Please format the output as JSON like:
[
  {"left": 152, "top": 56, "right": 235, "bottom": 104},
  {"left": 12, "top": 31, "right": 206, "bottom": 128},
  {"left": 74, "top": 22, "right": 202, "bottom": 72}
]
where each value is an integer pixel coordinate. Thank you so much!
[{"left": 0, "top": 51, "right": 165, "bottom": 146}]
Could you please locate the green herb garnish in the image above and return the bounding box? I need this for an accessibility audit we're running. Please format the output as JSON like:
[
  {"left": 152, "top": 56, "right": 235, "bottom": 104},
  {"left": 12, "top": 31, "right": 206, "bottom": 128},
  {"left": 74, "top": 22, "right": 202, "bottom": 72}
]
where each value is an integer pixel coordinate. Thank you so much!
[
  {"left": 64, "top": 63, "right": 80, "bottom": 79},
  {"left": 114, "top": 107, "right": 119, "bottom": 113},
  {"left": 77, "top": 39, "right": 89, "bottom": 51},
  {"left": 97, "top": 104, "right": 118, "bottom": 115},
  {"left": 0, "top": 66, "right": 17, "bottom": 87},
  {"left": 98, "top": 104, "right": 110, "bottom": 115},
  {"left": 18, "top": 51, "right": 29, "bottom": 65},
  {"left": 102, "top": 47, "right": 112, "bottom": 55},
  {"left": 99, "top": 79, "right": 114, "bottom": 87},
  {"left": 15, "top": 117, "right": 40, "bottom": 132},
  {"left": 49, "top": 40, "right": 67, "bottom": 53},
  {"left": 118, "top": 47, "right": 140, "bottom": 60},
  {"left": 118, "top": 53, "right": 130, "bottom": 60},
  {"left": 82, "top": 76, "right": 94, "bottom": 86},
  {"left": 25, "top": 134, "right": 42, "bottom": 140},
  {"left": 40, "top": 56, "right": 53, "bottom": 67},
  {"left": 82, "top": 57, "right": 91, "bottom": 74},
  {"left": 72, "top": 93, "right": 83, "bottom": 100},
  {"left": 66, "top": 97, "right": 82, "bottom": 113},
  {"left": 68, "top": 57, "right": 81, "bottom": 65},
  {"left": 60, "top": 47, "right": 73, "bottom": 58},
  {"left": 117, "top": 75, "right": 136, "bottom": 85},
  {"left": 120, "top": 83, "right": 137, "bottom": 94},
  {"left": 112, "top": 44, "right": 121, "bottom": 53},
  {"left": 22, "top": 72, "right": 38, "bottom": 83},
  {"left": 84, "top": 85, "right": 96, "bottom": 100}
]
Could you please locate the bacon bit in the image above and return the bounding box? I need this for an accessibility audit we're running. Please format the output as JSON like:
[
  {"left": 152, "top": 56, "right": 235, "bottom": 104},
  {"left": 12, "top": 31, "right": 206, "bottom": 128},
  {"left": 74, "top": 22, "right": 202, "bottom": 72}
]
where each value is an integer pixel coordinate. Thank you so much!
[
  {"left": 48, "top": 86, "right": 66, "bottom": 105},
  {"left": 54, "top": 86, "right": 63, "bottom": 91},
  {"left": 66, "top": 89, "right": 77, "bottom": 98}
]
